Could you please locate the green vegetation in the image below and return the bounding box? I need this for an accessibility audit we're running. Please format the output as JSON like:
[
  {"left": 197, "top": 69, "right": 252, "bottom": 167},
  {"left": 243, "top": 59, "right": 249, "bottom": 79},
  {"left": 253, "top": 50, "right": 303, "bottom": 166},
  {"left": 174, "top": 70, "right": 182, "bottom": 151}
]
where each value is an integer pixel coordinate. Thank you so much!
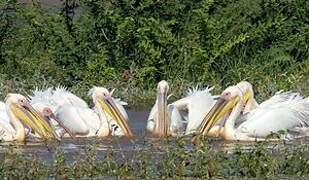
[
  {"left": 0, "top": 1, "right": 308, "bottom": 177},
  {"left": 0, "top": 0, "right": 308, "bottom": 107},
  {"left": 2, "top": 139, "right": 309, "bottom": 178}
]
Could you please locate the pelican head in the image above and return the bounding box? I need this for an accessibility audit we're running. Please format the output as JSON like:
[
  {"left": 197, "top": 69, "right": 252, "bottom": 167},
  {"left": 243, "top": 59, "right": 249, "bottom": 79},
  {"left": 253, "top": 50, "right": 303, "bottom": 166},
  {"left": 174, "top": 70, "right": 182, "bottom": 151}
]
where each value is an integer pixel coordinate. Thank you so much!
[
  {"left": 32, "top": 103, "right": 74, "bottom": 138},
  {"left": 5, "top": 93, "right": 57, "bottom": 141},
  {"left": 153, "top": 80, "right": 169, "bottom": 137},
  {"left": 235, "top": 81, "right": 254, "bottom": 101},
  {"left": 90, "top": 87, "right": 133, "bottom": 138},
  {"left": 197, "top": 82, "right": 253, "bottom": 136}
]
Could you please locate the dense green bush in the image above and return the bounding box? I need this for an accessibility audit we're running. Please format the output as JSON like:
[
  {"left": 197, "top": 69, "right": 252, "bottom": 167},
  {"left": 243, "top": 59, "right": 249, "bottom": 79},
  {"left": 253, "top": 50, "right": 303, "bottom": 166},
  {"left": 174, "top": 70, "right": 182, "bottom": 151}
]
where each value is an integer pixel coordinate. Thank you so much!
[{"left": 0, "top": 0, "right": 308, "bottom": 107}]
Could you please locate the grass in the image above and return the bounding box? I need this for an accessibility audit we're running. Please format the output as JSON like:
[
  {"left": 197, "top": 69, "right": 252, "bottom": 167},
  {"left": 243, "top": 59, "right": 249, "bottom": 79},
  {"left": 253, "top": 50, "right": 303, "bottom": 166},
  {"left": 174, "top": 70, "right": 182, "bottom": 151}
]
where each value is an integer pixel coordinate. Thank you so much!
[{"left": 1, "top": 138, "right": 309, "bottom": 178}]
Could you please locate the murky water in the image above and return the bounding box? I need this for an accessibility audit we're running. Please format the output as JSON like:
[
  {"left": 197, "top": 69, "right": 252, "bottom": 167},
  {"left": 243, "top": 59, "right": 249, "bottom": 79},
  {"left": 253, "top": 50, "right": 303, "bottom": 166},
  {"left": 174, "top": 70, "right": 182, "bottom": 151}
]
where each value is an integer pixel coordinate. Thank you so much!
[
  {"left": 0, "top": 110, "right": 171, "bottom": 163},
  {"left": 0, "top": 110, "right": 308, "bottom": 163}
]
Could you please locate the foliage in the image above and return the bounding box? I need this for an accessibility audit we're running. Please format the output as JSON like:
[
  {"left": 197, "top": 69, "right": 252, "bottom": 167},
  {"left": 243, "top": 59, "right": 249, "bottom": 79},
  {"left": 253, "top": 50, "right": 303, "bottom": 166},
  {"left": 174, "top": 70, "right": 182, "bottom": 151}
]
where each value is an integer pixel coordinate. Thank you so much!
[
  {"left": 2, "top": 139, "right": 309, "bottom": 178},
  {"left": 0, "top": 0, "right": 308, "bottom": 107}
]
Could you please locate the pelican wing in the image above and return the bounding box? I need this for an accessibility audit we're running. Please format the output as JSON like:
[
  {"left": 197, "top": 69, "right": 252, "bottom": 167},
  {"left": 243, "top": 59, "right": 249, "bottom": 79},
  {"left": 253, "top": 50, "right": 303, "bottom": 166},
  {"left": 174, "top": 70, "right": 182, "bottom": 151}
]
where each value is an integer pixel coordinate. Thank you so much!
[
  {"left": 0, "top": 103, "right": 15, "bottom": 139},
  {"left": 29, "top": 87, "right": 53, "bottom": 105},
  {"left": 0, "top": 105, "right": 16, "bottom": 134},
  {"left": 52, "top": 86, "right": 88, "bottom": 108},
  {"left": 172, "top": 86, "right": 215, "bottom": 135},
  {"left": 167, "top": 104, "right": 186, "bottom": 135},
  {"left": 0, "top": 126, "right": 15, "bottom": 141},
  {"left": 237, "top": 97, "right": 309, "bottom": 138},
  {"left": 55, "top": 105, "right": 90, "bottom": 136},
  {"left": 78, "top": 107, "right": 101, "bottom": 132},
  {"left": 147, "top": 104, "right": 157, "bottom": 132},
  {"left": 0, "top": 111, "right": 15, "bottom": 134},
  {"left": 259, "top": 91, "right": 302, "bottom": 108}
]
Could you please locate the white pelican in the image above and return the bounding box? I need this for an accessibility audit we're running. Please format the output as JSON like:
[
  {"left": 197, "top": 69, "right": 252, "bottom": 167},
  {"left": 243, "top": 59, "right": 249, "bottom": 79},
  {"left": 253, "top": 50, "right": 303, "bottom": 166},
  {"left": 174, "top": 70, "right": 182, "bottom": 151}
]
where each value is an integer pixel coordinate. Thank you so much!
[
  {"left": 0, "top": 93, "right": 57, "bottom": 142},
  {"left": 148, "top": 81, "right": 214, "bottom": 137},
  {"left": 147, "top": 80, "right": 184, "bottom": 137},
  {"left": 197, "top": 81, "right": 309, "bottom": 141},
  {"left": 29, "top": 86, "right": 132, "bottom": 138},
  {"left": 89, "top": 87, "right": 133, "bottom": 137}
]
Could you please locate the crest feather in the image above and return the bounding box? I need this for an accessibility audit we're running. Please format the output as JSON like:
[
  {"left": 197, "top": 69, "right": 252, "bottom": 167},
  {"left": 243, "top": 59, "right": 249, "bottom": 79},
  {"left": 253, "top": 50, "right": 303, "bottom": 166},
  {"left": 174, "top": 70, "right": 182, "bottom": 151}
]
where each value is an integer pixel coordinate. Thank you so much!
[{"left": 186, "top": 85, "right": 214, "bottom": 97}]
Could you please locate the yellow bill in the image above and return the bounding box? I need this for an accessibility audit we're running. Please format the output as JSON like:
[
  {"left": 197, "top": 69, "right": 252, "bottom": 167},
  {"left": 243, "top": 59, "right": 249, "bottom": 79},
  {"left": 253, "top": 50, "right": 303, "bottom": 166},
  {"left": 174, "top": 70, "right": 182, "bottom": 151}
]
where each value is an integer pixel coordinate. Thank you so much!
[
  {"left": 97, "top": 97, "right": 133, "bottom": 138},
  {"left": 10, "top": 103, "right": 59, "bottom": 140},
  {"left": 153, "top": 90, "right": 169, "bottom": 138},
  {"left": 192, "top": 96, "right": 241, "bottom": 143}
]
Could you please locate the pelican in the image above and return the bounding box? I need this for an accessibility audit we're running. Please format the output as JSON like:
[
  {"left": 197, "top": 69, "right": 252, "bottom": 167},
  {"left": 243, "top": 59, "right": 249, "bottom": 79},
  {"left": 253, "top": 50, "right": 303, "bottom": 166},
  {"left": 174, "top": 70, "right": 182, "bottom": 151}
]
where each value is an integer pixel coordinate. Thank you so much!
[
  {"left": 0, "top": 93, "right": 57, "bottom": 142},
  {"left": 29, "top": 86, "right": 133, "bottom": 138},
  {"left": 197, "top": 81, "right": 309, "bottom": 141},
  {"left": 147, "top": 80, "right": 218, "bottom": 137},
  {"left": 147, "top": 80, "right": 185, "bottom": 137},
  {"left": 89, "top": 87, "right": 133, "bottom": 137}
]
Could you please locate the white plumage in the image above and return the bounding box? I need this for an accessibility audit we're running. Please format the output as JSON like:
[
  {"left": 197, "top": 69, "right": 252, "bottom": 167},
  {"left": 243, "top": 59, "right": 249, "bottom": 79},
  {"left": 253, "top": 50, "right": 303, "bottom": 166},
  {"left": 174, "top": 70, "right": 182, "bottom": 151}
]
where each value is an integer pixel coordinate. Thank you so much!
[
  {"left": 172, "top": 86, "right": 217, "bottom": 135},
  {"left": 29, "top": 85, "right": 129, "bottom": 137},
  {"left": 0, "top": 101, "right": 16, "bottom": 141},
  {"left": 147, "top": 81, "right": 218, "bottom": 137},
  {"left": 52, "top": 85, "right": 89, "bottom": 108},
  {"left": 237, "top": 93, "right": 309, "bottom": 139},
  {"left": 89, "top": 86, "right": 129, "bottom": 136},
  {"left": 29, "top": 86, "right": 103, "bottom": 137},
  {"left": 200, "top": 81, "right": 309, "bottom": 141}
]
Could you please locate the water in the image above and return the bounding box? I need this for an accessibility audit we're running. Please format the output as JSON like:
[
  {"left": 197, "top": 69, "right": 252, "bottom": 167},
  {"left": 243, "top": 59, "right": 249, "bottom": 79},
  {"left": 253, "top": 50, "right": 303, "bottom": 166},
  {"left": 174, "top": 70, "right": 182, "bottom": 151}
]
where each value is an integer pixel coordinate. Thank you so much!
[
  {"left": 0, "top": 110, "right": 177, "bottom": 163},
  {"left": 0, "top": 110, "right": 308, "bottom": 163}
]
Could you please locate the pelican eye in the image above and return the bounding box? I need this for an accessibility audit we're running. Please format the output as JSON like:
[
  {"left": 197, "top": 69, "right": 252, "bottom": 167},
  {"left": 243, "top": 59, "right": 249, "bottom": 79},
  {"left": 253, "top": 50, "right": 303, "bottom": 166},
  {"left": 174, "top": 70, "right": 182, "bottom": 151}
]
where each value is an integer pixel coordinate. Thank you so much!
[
  {"left": 102, "top": 91, "right": 110, "bottom": 99},
  {"left": 18, "top": 98, "right": 27, "bottom": 105},
  {"left": 221, "top": 91, "right": 231, "bottom": 100},
  {"left": 43, "top": 108, "right": 52, "bottom": 116}
]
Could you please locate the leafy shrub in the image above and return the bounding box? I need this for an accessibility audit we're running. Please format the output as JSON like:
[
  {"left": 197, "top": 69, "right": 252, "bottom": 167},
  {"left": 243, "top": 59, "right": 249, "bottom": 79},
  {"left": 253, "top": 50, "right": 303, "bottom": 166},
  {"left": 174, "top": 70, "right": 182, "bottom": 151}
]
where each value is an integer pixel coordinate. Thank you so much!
[{"left": 0, "top": 0, "right": 308, "bottom": 107}]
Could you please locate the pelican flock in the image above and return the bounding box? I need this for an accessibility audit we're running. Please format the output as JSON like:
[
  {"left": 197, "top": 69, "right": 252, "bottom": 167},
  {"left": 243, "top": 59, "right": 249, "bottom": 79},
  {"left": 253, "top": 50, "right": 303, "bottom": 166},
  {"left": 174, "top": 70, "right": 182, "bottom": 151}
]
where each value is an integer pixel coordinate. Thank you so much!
[
  {"left": 196, "top": 81, "right": 309, "bottom": 141},
  {"left": 29, "top": 86, "right": 133, "bottom": 138},
  {"left": 0, "top": 80, "right": 308, "bottom": 143}
]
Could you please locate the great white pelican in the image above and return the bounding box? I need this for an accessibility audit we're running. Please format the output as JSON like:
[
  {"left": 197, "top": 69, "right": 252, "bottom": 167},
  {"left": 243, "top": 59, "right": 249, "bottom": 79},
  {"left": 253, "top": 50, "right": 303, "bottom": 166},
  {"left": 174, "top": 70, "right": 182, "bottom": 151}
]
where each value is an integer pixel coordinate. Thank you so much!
[
  {"left": 89, "top": 86, "right": 133, "bottom": 138},
  {"left": 148, "top": 80, "right": 170, "bottom": 137}
]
